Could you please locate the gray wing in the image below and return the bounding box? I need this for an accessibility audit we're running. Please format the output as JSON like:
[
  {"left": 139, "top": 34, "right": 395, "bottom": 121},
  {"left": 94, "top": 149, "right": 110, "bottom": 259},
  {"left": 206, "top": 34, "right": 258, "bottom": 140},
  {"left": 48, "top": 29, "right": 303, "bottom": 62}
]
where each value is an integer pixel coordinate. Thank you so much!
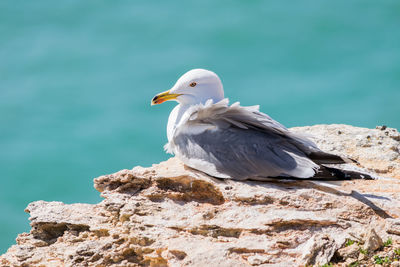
[{"left": 170, "top": 99, "right": 343, "bottom": 180}]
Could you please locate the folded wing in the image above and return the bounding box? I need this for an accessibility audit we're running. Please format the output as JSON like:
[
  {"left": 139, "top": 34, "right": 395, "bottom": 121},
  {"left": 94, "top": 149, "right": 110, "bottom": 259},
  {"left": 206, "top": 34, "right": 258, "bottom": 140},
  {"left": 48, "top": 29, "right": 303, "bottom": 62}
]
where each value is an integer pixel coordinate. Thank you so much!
[{"left": 168, "top": 99, "right": 348, "bottom": 180}]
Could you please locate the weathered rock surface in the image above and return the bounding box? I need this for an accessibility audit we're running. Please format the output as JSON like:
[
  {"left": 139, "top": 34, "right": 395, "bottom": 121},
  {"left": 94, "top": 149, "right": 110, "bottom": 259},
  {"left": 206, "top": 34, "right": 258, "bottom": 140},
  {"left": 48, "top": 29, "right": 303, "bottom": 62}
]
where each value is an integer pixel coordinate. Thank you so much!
[{"left": 1, "top": 124, "right": 400, "bottom": 266}]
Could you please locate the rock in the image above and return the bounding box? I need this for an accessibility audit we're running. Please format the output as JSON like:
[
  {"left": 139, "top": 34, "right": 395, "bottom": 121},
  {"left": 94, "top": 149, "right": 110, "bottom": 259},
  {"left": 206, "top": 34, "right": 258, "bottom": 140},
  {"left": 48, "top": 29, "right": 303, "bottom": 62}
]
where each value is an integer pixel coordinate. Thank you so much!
[
  {"left": 387, "top": 219, "right": 400, "bottom": 236},
  {"left": 300, "top": 234, "right": 338, "bottom": 266},
  {"left": 1, "top": 124, "right": 400, "bottom": 266},
  {"left": 336, "top": 243, "right": 360, "bottom": 260},
  {"left": 247, "top": 255, "right": 272, "bottom": 265},
  {"left": 363, "top": 228, "right": 384, "bottom": 252}
]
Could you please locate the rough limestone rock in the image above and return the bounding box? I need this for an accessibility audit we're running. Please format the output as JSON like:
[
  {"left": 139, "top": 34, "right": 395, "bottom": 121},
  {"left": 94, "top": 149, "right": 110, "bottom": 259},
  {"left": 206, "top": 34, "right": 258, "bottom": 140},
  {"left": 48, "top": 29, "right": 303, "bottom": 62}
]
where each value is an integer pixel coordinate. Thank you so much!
[
  {"left": 1, "top": 124, "right": 400, "bottom": 266},
  {"left": 363, "top": 228, "right": 384, "bottom": 252}
]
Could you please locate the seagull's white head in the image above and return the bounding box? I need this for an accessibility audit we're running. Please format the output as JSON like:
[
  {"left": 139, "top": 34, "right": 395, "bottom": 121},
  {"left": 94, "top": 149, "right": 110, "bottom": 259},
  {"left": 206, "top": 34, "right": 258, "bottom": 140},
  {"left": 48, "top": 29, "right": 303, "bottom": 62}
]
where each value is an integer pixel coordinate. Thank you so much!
[{"left": 151, "top": 69, "right": 224, "bottom": 106}]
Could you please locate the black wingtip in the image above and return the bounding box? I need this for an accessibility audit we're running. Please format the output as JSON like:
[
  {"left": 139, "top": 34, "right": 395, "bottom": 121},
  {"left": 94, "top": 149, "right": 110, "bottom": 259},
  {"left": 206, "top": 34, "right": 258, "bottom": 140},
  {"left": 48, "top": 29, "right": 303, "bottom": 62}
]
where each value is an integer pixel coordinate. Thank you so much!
[{"left": 313, "top": 166, "right": 374, "bottom": 181}]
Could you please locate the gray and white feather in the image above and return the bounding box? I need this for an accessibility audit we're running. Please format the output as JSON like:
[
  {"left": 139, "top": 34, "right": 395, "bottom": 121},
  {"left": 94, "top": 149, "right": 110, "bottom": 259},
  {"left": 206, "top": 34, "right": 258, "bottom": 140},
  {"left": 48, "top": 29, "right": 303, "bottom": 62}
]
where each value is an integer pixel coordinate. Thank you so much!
[{"left": 151, "top": 69, "right": 352, "bottom": 180}]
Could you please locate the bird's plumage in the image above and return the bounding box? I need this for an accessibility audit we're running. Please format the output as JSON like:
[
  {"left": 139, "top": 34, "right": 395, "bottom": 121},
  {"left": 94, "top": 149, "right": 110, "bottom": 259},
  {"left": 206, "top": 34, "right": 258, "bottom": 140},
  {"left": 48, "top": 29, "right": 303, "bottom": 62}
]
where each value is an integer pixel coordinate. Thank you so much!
[
  {"left": 165, "top": 99, "right": 348, "bottom": 180},
  {"left": 152, "top": 69, "right": 371, "bottom": 181}
]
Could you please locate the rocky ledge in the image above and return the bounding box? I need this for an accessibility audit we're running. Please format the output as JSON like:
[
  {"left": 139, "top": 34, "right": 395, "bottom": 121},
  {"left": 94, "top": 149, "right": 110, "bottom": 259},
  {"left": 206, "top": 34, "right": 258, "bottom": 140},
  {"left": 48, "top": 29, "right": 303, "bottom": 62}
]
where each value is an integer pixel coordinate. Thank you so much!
[{"left": 1, "top": 124, "right": 400, "bottom": 267}]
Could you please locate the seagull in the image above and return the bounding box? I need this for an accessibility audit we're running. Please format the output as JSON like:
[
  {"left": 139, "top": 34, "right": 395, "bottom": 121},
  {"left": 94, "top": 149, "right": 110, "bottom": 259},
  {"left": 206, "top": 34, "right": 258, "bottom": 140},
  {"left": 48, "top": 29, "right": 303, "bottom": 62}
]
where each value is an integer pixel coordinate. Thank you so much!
[{"left": 151, "top": 69, "right": 369, "bottom": 181}]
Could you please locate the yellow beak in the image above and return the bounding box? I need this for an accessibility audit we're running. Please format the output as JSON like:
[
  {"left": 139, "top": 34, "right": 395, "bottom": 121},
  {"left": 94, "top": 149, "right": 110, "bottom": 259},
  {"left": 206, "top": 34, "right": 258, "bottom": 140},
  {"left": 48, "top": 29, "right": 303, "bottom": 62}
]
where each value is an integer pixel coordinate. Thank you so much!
[{"left": 151, "top": 90, "right": 181, "bottom": 105}]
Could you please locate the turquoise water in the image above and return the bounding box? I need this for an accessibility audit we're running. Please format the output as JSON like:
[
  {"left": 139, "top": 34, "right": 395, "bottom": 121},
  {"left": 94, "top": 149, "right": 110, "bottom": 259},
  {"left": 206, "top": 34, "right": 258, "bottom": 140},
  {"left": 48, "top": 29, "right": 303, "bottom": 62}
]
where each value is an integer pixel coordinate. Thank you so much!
[{"left": 1, "top": 1, "right": 399, "bottom": 253}]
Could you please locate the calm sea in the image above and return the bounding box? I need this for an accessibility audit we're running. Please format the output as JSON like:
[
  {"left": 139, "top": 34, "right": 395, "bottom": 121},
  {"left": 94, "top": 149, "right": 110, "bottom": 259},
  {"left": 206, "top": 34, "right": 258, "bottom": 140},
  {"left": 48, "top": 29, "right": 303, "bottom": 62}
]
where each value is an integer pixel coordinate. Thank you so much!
[{"left": 1, "top": 0, "right": 399, "bottom": 252}]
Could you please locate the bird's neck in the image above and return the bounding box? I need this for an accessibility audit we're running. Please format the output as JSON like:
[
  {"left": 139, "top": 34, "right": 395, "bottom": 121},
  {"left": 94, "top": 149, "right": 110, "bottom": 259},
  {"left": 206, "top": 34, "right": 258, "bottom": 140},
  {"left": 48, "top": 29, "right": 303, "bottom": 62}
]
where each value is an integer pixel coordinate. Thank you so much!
[{"left": 178, "top": 89, "right": 224, "bottom": 106}]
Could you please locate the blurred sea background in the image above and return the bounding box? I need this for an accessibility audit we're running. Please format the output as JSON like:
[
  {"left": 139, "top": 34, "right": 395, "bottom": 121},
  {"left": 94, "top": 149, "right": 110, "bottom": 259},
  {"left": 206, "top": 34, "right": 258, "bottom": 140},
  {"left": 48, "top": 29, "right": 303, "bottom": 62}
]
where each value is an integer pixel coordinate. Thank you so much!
[{"left": 1, "top": 0, "right": 399, "bottom": 253}]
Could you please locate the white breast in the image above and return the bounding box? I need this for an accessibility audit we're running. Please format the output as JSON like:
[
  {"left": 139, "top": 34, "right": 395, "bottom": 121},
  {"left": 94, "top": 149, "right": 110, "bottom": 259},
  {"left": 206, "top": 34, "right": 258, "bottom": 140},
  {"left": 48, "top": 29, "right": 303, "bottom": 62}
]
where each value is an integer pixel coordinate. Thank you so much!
[
  {"left": 167, "top": 105, "right": 180, "bottom": 142},
  {"left": 167, "top": 104, "right": 193, "bottom": 142}
]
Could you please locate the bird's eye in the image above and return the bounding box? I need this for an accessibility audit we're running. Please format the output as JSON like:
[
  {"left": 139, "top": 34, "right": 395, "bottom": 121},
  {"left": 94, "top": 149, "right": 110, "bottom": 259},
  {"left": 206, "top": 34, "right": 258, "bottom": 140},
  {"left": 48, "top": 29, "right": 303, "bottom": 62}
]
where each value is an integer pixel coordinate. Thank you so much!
[{"left": 189, "top": 82, "right": 197, "bottom": 87}]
